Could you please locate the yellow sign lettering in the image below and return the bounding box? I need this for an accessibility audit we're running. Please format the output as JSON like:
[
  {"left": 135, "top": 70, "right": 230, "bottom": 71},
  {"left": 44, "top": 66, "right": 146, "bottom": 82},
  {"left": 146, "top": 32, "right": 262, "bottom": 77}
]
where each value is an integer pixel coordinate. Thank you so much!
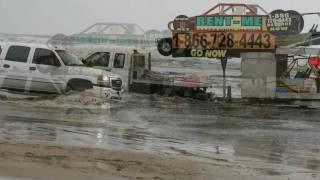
[
  {"left": 191, "top": 49, "right": 197, "bottom": 56},
  {"left": 191, "top": 49, "right": 227, "bottom": 58}
]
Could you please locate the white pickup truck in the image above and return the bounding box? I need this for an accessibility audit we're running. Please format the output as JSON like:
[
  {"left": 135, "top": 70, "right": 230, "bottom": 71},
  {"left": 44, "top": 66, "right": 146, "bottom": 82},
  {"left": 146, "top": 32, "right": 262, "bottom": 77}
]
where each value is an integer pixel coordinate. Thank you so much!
[
  {"left": 70, "top": 46, "right": 212, "bottom": 100},
  {"left": 0, "top": 42, "right": 123, "bottom": 99}
]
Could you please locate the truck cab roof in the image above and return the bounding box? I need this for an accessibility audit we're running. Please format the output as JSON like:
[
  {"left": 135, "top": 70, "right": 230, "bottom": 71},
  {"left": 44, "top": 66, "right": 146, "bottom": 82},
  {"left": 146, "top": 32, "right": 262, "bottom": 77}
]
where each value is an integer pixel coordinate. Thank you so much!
[{"left": 0, "top": 42, "right": 66, "bottom": 51}]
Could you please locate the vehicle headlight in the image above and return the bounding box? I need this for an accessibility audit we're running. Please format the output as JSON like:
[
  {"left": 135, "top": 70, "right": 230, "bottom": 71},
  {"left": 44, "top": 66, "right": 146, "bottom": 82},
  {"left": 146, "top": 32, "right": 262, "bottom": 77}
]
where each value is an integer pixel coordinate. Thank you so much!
[{"left": 97, "top": 75, "right": 110, "bottom": 87}]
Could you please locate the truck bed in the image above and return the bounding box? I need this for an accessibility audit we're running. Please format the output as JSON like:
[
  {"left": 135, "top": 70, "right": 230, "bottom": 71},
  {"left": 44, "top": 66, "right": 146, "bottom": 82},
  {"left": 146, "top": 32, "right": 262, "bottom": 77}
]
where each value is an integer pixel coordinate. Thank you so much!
[
  {"left": 132, "top": 79, "right": 211, "bottom": 88},
  {"left": 129, "top": 71, "right": 212, "bottom": 96}
]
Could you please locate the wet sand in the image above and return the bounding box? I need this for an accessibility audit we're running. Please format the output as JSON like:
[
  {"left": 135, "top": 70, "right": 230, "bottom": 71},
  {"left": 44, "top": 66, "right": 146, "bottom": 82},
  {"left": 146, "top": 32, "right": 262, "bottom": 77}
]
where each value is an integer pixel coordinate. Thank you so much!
[{"left": 0, "top": 140, "right": 317, "bottom": 180}]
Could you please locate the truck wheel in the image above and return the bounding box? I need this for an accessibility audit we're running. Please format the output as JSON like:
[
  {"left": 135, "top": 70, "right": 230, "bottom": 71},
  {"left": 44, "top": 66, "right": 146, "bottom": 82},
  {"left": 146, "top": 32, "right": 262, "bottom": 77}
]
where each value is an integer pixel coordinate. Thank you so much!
[
  {"left": 194, "top": 92, "right": 209, "bottom": 101},
  {"left": 183, "top": 89, "right": 193, "bottom": 97},
  {"left": 66, "top": 79, "right": 93, "bottom": 92},
  {"left": 157, "top": 38, "right": 172, "bottom": 56}
]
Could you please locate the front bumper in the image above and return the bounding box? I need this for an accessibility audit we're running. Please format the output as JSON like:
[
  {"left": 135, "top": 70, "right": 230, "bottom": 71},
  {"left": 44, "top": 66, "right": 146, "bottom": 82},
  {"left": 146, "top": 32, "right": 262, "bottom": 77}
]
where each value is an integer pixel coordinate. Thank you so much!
[{"left": 93, "top": 86, "right": 123, "bottom": 100}]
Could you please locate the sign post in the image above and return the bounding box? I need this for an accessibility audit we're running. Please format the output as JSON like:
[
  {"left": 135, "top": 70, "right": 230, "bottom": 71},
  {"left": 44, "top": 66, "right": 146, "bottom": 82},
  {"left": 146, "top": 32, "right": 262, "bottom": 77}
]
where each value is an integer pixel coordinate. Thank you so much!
[{"left": 221, "top": 57, "right": 228, "bottom": 99}]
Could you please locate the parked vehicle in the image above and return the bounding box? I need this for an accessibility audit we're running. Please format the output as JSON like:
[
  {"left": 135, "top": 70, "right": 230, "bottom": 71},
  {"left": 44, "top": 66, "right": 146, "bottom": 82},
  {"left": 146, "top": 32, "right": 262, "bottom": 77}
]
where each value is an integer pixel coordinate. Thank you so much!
[
  {"left": 71, "top": 46, "right": 212, "bottom": 100},
  {"left": 0, "top": 42, "right": 123, "bottom": 99}
]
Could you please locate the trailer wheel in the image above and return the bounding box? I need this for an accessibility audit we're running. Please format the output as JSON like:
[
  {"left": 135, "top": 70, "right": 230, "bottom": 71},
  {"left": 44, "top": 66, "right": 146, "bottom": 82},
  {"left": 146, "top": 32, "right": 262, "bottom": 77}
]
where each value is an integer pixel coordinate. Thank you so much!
[
  {"left": 164, "top": 87, "right": 176, "bottom": 96},
  {"left": 156, "top": 86, "right": 176, "bottom": 97},
  {"left": 157, "top": 38, "right": 172, "bottom": 56}
]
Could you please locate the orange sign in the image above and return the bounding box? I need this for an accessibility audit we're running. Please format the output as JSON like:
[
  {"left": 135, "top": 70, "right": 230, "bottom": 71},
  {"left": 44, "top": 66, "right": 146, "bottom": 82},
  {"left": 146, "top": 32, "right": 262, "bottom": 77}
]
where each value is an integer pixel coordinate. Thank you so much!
[{"left": 172, "top": 32, "right": 276, "bottom": 50}]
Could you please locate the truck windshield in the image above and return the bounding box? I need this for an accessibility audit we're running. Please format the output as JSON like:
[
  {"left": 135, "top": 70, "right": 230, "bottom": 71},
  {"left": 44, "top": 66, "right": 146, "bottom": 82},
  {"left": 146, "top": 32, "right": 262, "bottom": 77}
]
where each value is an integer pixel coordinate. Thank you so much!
[{"left": 56, "top": 50, "right": 83, "bottom": 66}]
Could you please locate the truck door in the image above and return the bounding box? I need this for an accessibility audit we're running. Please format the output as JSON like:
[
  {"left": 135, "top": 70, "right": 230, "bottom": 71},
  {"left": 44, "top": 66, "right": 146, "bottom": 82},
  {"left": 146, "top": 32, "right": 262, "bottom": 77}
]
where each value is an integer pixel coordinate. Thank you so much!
[
  {"left": 111, "top": 53, "right": 129, "bottom": 91},
  {"left": 0, "top": 45, "right": 31, "bottom": 91},
  {"left": 28, "top": 48, "right": 65, "bottom": 93},
  {"left": 131, "top": 53, "right": 149, "bottom": 81}
]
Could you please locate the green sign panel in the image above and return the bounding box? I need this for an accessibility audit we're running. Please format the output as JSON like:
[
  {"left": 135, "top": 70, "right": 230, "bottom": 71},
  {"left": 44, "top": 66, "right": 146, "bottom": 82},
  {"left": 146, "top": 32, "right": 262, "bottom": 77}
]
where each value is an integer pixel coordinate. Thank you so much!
[{"left": 195, "top": 16, "right": 267, "bottom": 31}]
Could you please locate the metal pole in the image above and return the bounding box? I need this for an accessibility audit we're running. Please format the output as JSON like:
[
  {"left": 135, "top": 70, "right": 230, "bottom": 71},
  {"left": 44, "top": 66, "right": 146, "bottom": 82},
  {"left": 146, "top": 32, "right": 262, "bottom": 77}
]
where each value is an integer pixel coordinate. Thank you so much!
[
  {"left": 221, "top": 57, "right": 228, "bottom": 99},
  {"left": 223, "top": 68, "right": 226, "bottom": 99}
]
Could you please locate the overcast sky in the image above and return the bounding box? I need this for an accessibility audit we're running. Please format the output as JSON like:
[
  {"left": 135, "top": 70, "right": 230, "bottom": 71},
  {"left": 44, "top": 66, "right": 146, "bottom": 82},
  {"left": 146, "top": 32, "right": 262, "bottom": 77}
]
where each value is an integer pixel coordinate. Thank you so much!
[{"left": 0, "top": 0, "right": 319, "bottom": 35}]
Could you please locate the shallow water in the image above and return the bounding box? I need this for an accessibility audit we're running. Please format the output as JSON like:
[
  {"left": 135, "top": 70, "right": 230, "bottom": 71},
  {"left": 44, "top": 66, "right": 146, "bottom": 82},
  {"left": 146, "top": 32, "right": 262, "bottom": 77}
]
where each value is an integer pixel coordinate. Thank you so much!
[
  {"left": 0, "top": 58, "right": 319, "bottom": 175},
  {"left": 0, "top": 92, "right": 319, "bottom": 173}
]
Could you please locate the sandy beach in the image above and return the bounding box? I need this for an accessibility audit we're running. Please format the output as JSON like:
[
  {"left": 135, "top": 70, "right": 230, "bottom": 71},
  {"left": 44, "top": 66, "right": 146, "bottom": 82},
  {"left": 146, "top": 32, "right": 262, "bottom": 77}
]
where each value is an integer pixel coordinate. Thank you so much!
[{"left": 0, "top": 140, "right": 317, "bottom": 180}]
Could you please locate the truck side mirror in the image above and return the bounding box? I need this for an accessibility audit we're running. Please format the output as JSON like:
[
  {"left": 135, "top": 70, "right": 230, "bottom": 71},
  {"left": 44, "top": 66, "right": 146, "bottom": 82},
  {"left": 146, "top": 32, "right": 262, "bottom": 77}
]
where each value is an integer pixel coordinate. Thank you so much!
[
  {"left": 81, "top": 58, "right": 86, "bottom": 64},
  {"left": 53, "top": 57, "right": 61, "bottom": 67},
  {"left": 54, "top": 61, "right": 61, "bottom": 67}
]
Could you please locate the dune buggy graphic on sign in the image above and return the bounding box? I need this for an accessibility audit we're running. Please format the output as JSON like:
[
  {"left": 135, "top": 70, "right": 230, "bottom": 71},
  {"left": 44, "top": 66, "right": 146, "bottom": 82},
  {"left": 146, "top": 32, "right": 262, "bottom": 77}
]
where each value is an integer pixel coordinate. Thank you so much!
[{"left": 157, "top": 3, "right": 276, "bottom": 58}]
